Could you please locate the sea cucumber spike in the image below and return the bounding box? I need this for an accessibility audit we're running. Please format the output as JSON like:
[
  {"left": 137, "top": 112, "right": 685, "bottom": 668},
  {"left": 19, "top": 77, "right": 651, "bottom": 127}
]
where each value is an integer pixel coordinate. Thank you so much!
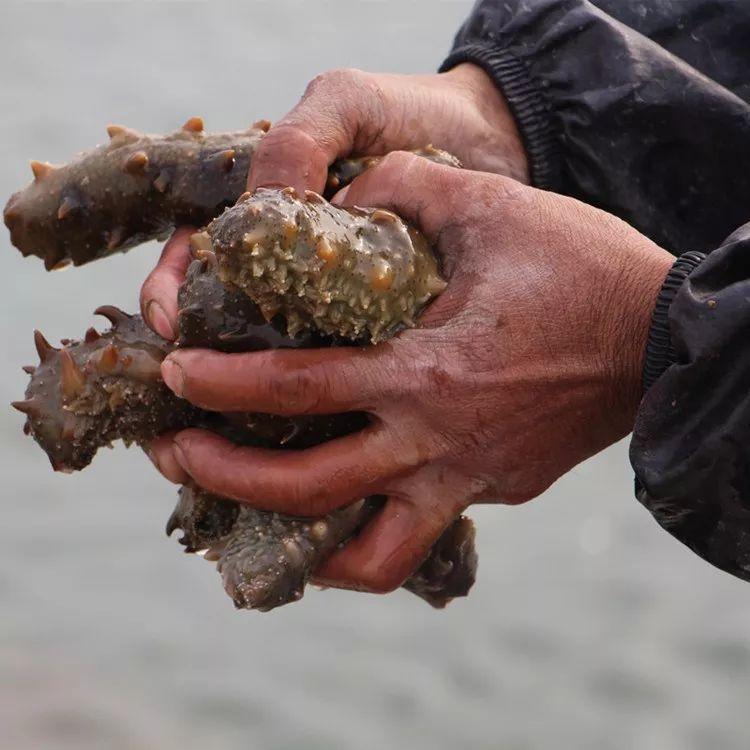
[
  {"left": 219, "top": 149, "right": 236, "bottom": 172},
  {"left": 106, "top": 227, "right": 126, "bottom": 251},
  {"left": 252, "top": 119, "right": 272, "bottom": 132},
  {"left": 30, "top": 160, "right": 54, "bottom": 181},
  {"left": 280, "top": 186, "right": 297, "bottom": 197},
  {"left": 11, "top": 399, "right": 39, "bottom": 416},
  {"left": 94, "top": 305, "right": 131, "bottom": 327},
  {"left": 57, "top": 196, "right": 80, "bottom": 220},
  {"left": 3, "top": 207, "right": 20, "bottom": 226},
  {"left": 96, "top": 343, "right": 119, "bottom": 373},
  {"left": 189, "top": 230, "right": 213, "bottom": 259},
  {"left": 237, "top": 191, "right": 252, "bottom": 203},
  {"left": 165, "top": 509, "right": 180, "bottom": 536},
  {"left": 123, "top": 150, "right": 149, "bottom": 175},
  {"left": 22, "top": 365, "right": 36, "bottom": 375},
  {"left": 33, "top": 330, "right": 57, "bottom": 362},
  {"left": 59, "top": 349, "right": 86, "bottom": 401},
  {"left": 152, "top": 171, "right": 170, "bottom": 193},
  {"left": 182, "top": 116, "right": 204, "bottom": 133},
  {"left": 371, "top": 209, "right": 398, "bottom": 224},
  {"left": 304, "top": 190, "right": 326, "bottom": 204},
  {"left": 200, "top": 251, "right": 218, "bottom": 271},
  {"left": 425, "top": 275, "right": 449, "bottom": 296},
  {"left": 84, "top": 327, "right": 100, "bottom": 343},
  {"left": 106, "top": 124, "right": 140, "bottom": 142}
]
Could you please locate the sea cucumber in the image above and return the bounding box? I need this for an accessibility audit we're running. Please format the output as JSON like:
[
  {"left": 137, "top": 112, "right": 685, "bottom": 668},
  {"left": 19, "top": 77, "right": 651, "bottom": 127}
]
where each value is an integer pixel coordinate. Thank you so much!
[
  {"left": 13, "top": 307, "right": 191, "bottom": 472},
  {"left": 198, "top": 187, "right": 446, "bottom": 342},
  {"left": 9, "top": 119, "right": 474, "bottom": 610},
  {"left": 15, "top": 257, "right": 476, "bottom": 610},
  {"left": 4, "top": 118, "right": 269, "bottom": 270},
  {"left": 4, "top": 117, "right": 459, "bottom": 271}
]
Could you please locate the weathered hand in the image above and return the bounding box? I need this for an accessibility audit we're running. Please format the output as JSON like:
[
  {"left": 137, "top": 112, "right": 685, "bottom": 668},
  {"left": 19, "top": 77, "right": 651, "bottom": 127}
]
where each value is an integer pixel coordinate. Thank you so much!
[
  {"left": 148, "top": 153, "right": 673, "bottom": 593},
  {"left": 139, "top": 64, "right": 527, "bottom": 338}
]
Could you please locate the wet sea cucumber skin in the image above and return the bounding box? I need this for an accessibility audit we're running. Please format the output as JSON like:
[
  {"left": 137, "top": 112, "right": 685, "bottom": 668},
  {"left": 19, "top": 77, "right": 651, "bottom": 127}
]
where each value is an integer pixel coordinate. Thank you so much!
[
  {"left": 13, "top": 307, "right": 192, "bottom": 472},
  {"left": 4, "top": 118, "right": 268, "bottom": 270},
  {"left": 9, "top": 119, "right": 475, "bottom": 610},
  {"left": 15, "top": 260, "right": 476, "bottom": 610},
  {"left": 4, "top": 118, "right": 459, "bottom": 271},
  {"left": 169, "top": 485, "right": 477, "bottom": 611},
  {"left": 201, "top": 187, "right": 446, "bottom": 343}
]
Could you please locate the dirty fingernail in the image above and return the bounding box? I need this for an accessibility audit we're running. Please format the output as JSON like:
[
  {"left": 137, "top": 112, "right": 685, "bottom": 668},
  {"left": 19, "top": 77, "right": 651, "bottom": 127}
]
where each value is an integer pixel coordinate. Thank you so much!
[
  {"left": 172, "top": 440, "right": 189, "bottom": 471},
  {"left": 161, "top": 356, "right": 184, "bottom": 397},
  {"left": 146, "top": 300, "right": 176, "bottom": 340}
]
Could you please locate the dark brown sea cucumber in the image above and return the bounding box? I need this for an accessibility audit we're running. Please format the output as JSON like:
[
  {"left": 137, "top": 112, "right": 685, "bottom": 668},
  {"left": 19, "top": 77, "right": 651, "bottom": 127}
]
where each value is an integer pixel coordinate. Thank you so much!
[
  {"left": 13, "top": 307, "right": 191, "bottom": 472},
  {"left": 198, "top": 187, "right": 446, "bottom": 342},
  {"left": 3, "top": 117, "right": 459, "bottom": 272},
  {"left": 9, "top": 120, "right": 474, "bottom": 610},
  {"left": 14, "top": 292, "right": 476, "bottom": 609},
  {"left": 4, "top": 118, "right": 269, "bottom": 270}
]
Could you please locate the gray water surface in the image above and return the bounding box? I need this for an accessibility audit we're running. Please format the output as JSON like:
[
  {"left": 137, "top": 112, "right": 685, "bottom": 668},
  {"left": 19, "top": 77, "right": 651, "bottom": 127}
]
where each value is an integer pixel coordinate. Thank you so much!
[{"left": 1, "top": 3, "right": 749, "bottom": 749}]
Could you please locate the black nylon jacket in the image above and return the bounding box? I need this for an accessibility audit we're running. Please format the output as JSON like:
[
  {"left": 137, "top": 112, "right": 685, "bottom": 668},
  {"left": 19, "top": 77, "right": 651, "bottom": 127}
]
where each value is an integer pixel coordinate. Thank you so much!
[{"left": 440, "top": 0, "right": 750, "bottom": 580}]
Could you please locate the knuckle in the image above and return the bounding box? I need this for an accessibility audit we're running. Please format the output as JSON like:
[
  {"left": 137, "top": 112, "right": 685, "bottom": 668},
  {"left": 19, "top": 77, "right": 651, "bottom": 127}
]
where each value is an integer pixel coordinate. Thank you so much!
[
  {"left": 261, "top": 122, "right": 316, "bottom": 152},
  {"left": 266, "top": 361, "right": 329, "bottom": 414},
  {"left": 305, "top": 67, "right": 364, "bottom": 96}
]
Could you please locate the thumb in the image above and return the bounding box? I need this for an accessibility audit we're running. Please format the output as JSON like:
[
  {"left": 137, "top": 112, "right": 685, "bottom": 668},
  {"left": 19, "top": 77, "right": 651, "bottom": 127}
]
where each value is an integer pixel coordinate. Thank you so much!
[{"left": 334, "top": 150, "right": 490, "bottom": 245}]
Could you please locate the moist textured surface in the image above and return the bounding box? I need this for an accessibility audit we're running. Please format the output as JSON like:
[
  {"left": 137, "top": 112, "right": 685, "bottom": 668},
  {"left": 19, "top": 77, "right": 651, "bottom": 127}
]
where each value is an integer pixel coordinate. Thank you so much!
[
  {"left": 169, "top": 486, "right": 476, "bottom": 611},
  {"left": 10, "top": 120, "right": 472, "bottom": 610},
  {"left": 3, "top": 116, "right": 459, "bottom": 272},
  {"left": 201, "top": 187, "right": 447, "bottom": 342},
  {"left": 13, "top": 308, "right": 192, "bottom": 472},
  {"left": 16, "top": 258, "right": 476, "bottom": 610},
  {"left": 4, "top": 118, "right": 269, "bottom": 269}
]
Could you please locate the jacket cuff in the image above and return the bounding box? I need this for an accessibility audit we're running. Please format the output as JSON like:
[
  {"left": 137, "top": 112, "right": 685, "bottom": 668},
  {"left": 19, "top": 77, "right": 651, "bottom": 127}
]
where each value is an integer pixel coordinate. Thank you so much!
[
  {"left": 439, "top": 44, "right": 558, "bottom": 190},
  {"left": 642, "top": 251, "right": 706, "bottom": 393}
]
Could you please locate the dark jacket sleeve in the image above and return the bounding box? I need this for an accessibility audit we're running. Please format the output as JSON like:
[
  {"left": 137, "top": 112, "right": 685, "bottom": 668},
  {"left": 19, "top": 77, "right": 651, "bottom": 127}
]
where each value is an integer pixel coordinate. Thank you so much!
[
  {"left": 592, "top": 0, "right": 750, "bottom": 104},
  {"left": 630, "top": 227, "right": 750, "bottom": 581},
  {"left": 440, "top": 0, "right": 750, "bottom": 255}
]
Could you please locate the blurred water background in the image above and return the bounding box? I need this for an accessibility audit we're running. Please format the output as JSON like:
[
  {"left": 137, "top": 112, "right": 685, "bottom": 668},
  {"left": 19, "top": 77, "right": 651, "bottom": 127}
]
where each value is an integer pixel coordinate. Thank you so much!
[{"left": 1, "top": 2, "right": 749, "bottom": 749}]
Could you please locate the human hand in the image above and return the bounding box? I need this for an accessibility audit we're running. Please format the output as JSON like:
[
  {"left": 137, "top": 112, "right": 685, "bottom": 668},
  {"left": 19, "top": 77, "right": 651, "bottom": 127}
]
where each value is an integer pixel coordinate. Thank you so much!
[
  {"left": 140, "top": 64, "right": 527, "bottom": 338},
  {"left": 148, "top": 153, "right": 673, "bottom": 593}
]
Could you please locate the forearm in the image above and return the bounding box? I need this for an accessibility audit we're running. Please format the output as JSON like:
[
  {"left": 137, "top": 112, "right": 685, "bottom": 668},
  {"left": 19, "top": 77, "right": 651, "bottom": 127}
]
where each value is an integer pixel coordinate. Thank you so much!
[
  {"left": 440, "top": 0, "right": 750, "bottom": 254},
  {"left": 592, "top": 0, "right": 750, "bottom": 103},
  {"left": 631, "top": 223, "right": 750, "bottom": 580}
]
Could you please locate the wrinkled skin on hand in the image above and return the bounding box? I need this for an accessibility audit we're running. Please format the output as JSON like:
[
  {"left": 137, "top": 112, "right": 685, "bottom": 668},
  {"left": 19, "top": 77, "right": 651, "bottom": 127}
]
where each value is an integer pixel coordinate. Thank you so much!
[
  {"left": 139, "top": 64, "right": 528, "bottom": 339},
  {"left": 151, "top": 153, "right": 674, "bottom": 594},
  {"left": 246, "top": 64, "right": 529, "bottom": 196}
]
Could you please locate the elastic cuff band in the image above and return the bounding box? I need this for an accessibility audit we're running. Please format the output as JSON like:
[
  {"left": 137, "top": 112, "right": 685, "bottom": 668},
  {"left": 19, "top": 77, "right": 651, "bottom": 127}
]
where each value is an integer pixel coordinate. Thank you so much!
[
  {"left": 642, "top": 251, "right": 706, "bottom": 393},
  {"left": 440, "top": 44, "right": 558, "bottom": 190}
]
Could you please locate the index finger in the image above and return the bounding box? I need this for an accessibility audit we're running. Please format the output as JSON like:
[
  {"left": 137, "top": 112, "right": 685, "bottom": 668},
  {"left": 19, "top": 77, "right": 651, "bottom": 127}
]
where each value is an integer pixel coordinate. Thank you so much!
[{"left": 160, "top": 344, "right": 404, "bottom": 415}]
